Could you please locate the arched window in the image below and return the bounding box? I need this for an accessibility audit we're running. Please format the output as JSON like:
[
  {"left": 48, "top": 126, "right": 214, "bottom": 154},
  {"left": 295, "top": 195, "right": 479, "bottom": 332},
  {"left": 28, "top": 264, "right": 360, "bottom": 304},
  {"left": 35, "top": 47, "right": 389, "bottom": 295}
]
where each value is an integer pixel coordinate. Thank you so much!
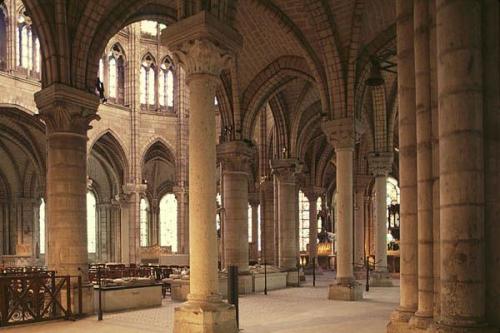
[
  {"left": 387, "top": 177, "right": 400, "bottom": 234},
  {"left": 248, "top": 204, "right": 252, "bottom": 242},
  {"left": 109, "top": 57, "right": 117, "bottom": 98},
  {"left": 39, "top": 199, "right": 45, "bottom": 254},
  {"left": 159, "top": 193, "right": 178, "bottom": 251},
  {"left": 140, "top": 198, "right": 149, "bottom": 246},
  {"left": 316, "top": 196, "right": 322, "bottom": 232},
  {"left": 298, "top": 191, "right": 310, "bottom": 252},
  {"left": 108, "top": 44, "right": 125, "bottom": 103},
  {"left": 140, "top": 54, "right": 156, "bottom": 109},
  {"left": 159, "top": 57, "right": 174, "bottom": 109},
  {"left": 87, "top": 192, "right": 97, "bottom": 253},
  {"left": 0, "top": 5, "right": 7, "bottom": 70},
  {"left": 216, "top": 193, "right": 222, "bottom": 233},
  {"left": 16, "top": 13, "right": 40, "bottom": 74},
  {"left": 98, "top": 58, "right": 104, "bottom": 82}
]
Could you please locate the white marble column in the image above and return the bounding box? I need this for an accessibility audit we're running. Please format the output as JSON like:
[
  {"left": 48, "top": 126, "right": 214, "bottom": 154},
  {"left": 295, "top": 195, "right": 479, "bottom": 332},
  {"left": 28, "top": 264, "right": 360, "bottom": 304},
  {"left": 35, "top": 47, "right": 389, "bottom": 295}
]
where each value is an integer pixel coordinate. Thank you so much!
[
  {"left": 322, "top": 118, "right": 364, "bottom": 301},
  {"left": 35, "top": 83, "right": 99, "bottom": 280},
  {"left": 164, "top": 12, "right": 242, "bottom": 333}
]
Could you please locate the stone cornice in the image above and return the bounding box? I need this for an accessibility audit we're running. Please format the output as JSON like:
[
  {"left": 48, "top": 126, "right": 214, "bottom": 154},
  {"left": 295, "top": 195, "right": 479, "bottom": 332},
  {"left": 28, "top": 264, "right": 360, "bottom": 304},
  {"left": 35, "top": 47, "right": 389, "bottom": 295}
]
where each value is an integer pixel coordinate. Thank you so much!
[{"left": 35, "top": 83, "right": 100, "bottom": 135}]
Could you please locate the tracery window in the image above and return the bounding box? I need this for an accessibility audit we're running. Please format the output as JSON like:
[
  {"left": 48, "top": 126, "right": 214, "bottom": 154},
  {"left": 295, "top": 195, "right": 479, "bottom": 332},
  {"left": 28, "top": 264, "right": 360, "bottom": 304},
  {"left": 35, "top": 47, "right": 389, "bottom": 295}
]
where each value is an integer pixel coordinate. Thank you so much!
[
  {"left": 159, "top": 57, "right": 174, "bottom": 109},
  {"left": 140, "top": 54, "right": 156, "bottom": 109},
  {"left": 298, "top": 191, "right": 309, "bottom": 252},
  {"left": 140, "top": 198, "right": 150, "bottom": 247},
  {"left": 87, "top": 192, "right": 97, "bottom": 253},
  {"left": 316, "top": 196, "right": 322, "bottom": 232},
  {"left": 108, "top": 44, "right": 125, "bottom": 103},
  {"left": 39, "top": 199, "right": 45, "bottom": 255},
  {"left": 0, "top": 6, "right": 7, "bottom": 70},
  {"left": 16, "top": 13, "right": 41, "bottom": 73},
  {"left": 159, "top": 193, "right": 178, "bottom": 252}
]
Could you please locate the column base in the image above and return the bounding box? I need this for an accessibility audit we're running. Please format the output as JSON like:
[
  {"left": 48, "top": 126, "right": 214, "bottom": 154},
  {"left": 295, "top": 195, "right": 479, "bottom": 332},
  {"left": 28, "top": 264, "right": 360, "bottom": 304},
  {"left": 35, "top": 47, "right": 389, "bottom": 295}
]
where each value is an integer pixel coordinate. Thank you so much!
[
  {"left": 427, "top": 322, "right": 499, "bottom": 333},
  {"left": 408, "top": 311, "right": 433, "bottom": 330},
  {"left": 370, "top": 271, "right": 394, "bottom": 287},
  {"left": 173, "top": 299, "right": 238, "bottom": 333},
  {"left": 328, "top": 280, "right": 364, "bottom": 301},
  {"left": 387, "top": 307, "right": 416, "bottom": 333}
]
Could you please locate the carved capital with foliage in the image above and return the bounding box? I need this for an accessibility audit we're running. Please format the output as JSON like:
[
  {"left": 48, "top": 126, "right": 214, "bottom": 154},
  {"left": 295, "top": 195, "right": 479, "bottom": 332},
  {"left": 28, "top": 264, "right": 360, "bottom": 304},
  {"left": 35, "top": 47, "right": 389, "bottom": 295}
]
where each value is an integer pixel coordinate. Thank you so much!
[
  {"left": 321, "top": 117, "right": 364, "bottom": 150},
  {"left": 368, "top": 152, "right": 394, "bottom": 177},
  {"left": 35, "top": 83, "right": 100, "bottom": 136},
  {"left": 271, "top": 159, "right": 303, "bottom": 184},
  {"left": 217, "top": 140, "right": 254, "bottom": 174}
]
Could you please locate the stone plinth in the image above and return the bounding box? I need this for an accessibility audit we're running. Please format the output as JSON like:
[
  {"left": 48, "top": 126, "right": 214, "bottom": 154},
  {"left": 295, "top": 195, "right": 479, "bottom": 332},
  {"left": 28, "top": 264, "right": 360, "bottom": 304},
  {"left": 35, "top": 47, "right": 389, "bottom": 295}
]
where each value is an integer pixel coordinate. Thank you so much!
[
  {"left": 173, "top": 301, "right": 237, "bottom": 333},
  {"left": 328, "top": 281, "right": 364, "bottom": 301}
]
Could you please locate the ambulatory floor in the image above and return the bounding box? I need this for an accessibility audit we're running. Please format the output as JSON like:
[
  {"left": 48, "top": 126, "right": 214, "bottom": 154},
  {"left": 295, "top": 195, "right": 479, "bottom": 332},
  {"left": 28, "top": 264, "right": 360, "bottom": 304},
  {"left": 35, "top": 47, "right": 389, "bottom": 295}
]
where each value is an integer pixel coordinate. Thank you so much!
[{"left": 5, "top": 272, "right": 399, "bottom": 333}]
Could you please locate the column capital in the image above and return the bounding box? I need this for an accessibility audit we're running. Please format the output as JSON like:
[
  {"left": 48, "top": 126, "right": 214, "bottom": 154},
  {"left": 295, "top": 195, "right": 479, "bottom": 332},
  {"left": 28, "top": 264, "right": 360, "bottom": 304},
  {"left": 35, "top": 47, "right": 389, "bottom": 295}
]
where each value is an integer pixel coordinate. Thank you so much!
[
  {"left": 321, "top": 117, "right": 364, "bottom": 150},
  {"left": 216, "top": 140, "right": 254, "bottom": 173},
  {"left": 355, "top": 174, "right": 373, "bottom": 193},
  {"left": 302, "top": 186, "right": 324, "bottom": 201},
  {"left": 368, "top": 152, "right": 394, "bottom": 177},
  {"left": 271, "top": 159, "right": 303, "bottom": 183},
  {"left": 122, "top": 183, "right": 147, "bottom": 196},
  {"left": 163, "top": 12, "right": 243, "bottom": 80},
  {"left": 35, "top": 83, "right": 100, "bottom": 135}
]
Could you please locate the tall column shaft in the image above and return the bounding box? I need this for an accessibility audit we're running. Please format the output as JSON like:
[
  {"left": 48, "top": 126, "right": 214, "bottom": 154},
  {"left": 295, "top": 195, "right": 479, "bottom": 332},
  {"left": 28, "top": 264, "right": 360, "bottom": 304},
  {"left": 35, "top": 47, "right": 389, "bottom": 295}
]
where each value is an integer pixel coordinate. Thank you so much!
[
  {"left": 271, "top": 159, "right": 301, "bottom": 271},
  {"left": 46, "top": 133, "right": 88, "bottom": 276},
  {"left": 308, "top": 197, "right": 318, "bottom": 260},
  {"left": 354, "top": 175, "right": 371, "bottom": 267},
  {"left": 187, "top": 75, "right": 219, "bottom": 299},
  {"left": 374, "top": 176, "right": 388, "bottom": 272},
  {"left": 436, "top": 1, "right": 490, "bottom": 331},
  {"left": 277, "top": 178, "right": 297, "bottom": 269},
  {"left": 335, "top": 148, "right": 354, "bottom": 283},
  {"left": 390, "top": 0, "right": 418, "bottom": 326},
  {"left": 217, "top": 141, "right": 253, "bottom": 273},
  {"left": 412, "top": 0, "right": 434, "bottom": 328},
  {"left": 222, "top": 171, "right": 248, "bottom": 271},
  {"left": 260, "top": 180, "right": 275, "bottom": 265}
]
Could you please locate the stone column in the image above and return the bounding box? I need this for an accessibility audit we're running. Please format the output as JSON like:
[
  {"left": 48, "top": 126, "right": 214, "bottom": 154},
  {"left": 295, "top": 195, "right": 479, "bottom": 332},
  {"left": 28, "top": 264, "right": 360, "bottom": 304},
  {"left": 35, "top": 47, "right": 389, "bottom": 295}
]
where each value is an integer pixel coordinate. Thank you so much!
[
  {"left": 303, "top": 187, "right": 323, "bottom": 267},
  {"left": 122, "top": 183, "right": 146, "bottom": 264},
  {"left": 322, "top": 118, "right": 363, "bottom": 301},
  {"left": 217, "top": 141, "right": 253, "bottom": 273},
  {"left": 388, "top": 1, "right": 418, "bottom": 330},
  {"left": 260, "top": 179, "right": 275, "bottom": 265},
  {"left": 164, "top": 12, "right": 242, "bottom": 333},
  {"left": 248, "top": 193, "right": 260, "bottom": 262},
  {"left": 35, "top": 83, "right": 99, "bottom": 279},
  {"left": 368, "top": 153, "right": 393, "bottom": 287},
  {"left": 271, "top": 159, "right": 301, "bottom": 279},
  {"left": 354, "top": 175, "right": 372, "bottom": 269},
  {"left": 432, "top": 1, "right": 494, "bottom": 332},
  {"left": 409, "top": 0, "right": 435, "bottom": 329},
  {"left": 173, "top": 186, "right": 189, "bottom": 254}
]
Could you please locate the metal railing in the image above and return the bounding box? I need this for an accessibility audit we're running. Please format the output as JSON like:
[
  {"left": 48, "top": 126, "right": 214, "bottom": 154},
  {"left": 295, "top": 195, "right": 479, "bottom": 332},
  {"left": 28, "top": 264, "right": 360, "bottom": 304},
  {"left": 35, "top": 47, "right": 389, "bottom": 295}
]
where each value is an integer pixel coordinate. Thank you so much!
[{"left": 0, "top": 271, "right": 82, "bottom": 327}]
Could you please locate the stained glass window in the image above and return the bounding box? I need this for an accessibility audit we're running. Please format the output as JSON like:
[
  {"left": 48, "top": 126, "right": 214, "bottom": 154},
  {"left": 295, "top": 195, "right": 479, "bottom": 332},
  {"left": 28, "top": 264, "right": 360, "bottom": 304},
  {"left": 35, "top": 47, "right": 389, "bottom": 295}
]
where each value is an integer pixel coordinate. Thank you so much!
[
  {"left": 159, "top": 194, "right": 178, "bottom": 251},
  {"left": 87, "top": 192, "right": 97, "bottom": 253}
]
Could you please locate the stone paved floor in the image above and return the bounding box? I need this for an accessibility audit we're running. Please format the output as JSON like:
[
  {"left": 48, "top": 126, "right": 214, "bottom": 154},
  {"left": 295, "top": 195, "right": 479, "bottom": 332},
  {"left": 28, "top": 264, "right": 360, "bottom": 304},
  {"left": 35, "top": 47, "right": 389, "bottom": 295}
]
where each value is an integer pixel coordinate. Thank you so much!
[{"left": 4, "top": 272, "right": 399, "bottom": 333}]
